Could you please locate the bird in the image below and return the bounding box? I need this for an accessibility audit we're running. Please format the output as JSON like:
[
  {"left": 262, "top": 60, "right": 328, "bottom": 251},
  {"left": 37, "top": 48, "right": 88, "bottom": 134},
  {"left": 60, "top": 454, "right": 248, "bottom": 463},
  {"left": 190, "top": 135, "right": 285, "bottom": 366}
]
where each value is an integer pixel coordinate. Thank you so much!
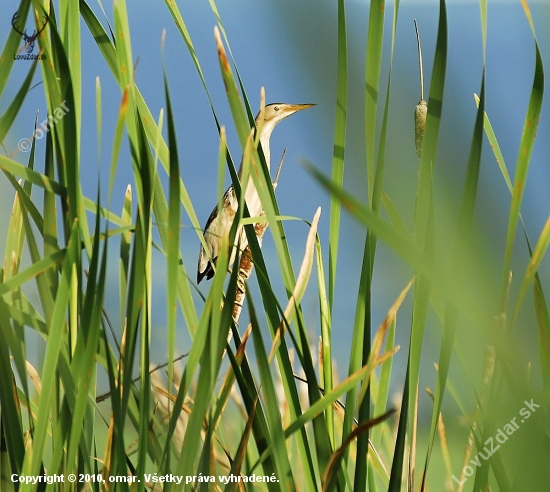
[{"left": 197, "top": 102, "right": 314, "bottom": 284}]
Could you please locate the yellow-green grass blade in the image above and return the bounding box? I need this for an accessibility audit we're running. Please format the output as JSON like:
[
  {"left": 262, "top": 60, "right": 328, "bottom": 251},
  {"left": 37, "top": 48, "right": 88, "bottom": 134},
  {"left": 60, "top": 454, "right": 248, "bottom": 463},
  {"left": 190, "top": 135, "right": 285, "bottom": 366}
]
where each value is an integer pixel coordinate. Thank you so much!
[
  {"left": 248, "top": 295, "right": 296, "bottom": 491},
  {"left": 52, "top": 199, "right": 106, "bottom": 477},
  {"left": 295, "top": 317, "right": 337, "bottom": 491},
  {"left": 229, "top": 338, "right": 279, "bottom": 479},
  {"left": 0, "top": 183, "right": 31, "bottom": 477},
  {"left": 162, "top": 0, "right": 215, "bottom": 110},
  {"left": 513, "top": 216, "right": 550, "bottom": 327},
  {"left": 4, "top": 173, "right": 44, "bottom": 238},
  {"left": 23, "top": 221, "right": 78, "bottom": 478},
  {"left": 534, "top": 280, "right": 550, "bottom": 390},
  {"left": 305, "top": 164, "right": 419, "bottom": 263},
  {"left": 119, "top": 117, "right": 155, "bottom": 423},
  {"left": 119, "top": 185, "right": 132, "bottom": 348},
  {"left": 475, "top": 93, "right": 512, "bottom": 191},
  {"left": 59, "top": 0, "right": 82, "bottom": 168},
  {"left": 113, "top": 0, "right": 137, "bottom": 144},
  {"left": 328, "top": 0, "right": 348, "bottom": 310},
  {"left": 225, "top": 396, "right": 258, "bottom": 491},
  {"left": 160, "top": 0, "right": 234, "bottom": 132},
  {"left": 39, "top": 11, "right": 85, "bottom": 241},
  {"left": 138, "top": 176, "right": 154, "bottom": 482},
  {"left": 108, "top": 87, "right": 129, "bottom": 204},
  {"left": 365, "top": 0, "right": 384, "bottom": 204},
  {"left": 163, "top": 68, "right": 181, "bottom": 402},
  {"left": 0, "top": 314, "right": 25, "bottom": 477},
  {"left": 319, "top": 0, "right": 348, "bottom": 453},
  {"left": 480, "top": 0, "right": 487, "bottom": 63},
  {"left": 80, "top": 196, "right": 124, "bottom": 226},
  {"left": 0, "top": 298, "right": 37, "bottom": 470},
  {"left": 211, "top": 347, "right": 248, "bottom": 440},
  {"left": 196, "top": 272, "right": 244, "bottom": 485},
  {"left": 10, "top": 178, "right": 59, "bottom": 330},
  {"left": 316, "top": 239, "right": 334, "bottom": 440},
  {"left": 371, "top": 316, "right": 396, "bottom": 448},
  {"left": 415, "top": 0, "right": 447, "bottom": 246},
  {"left": 80, "top": 0, "right": 118, "bottom": 78},
  {"left": 245, "top": 256, "right": 321, "bottom": 485},
  {"left": 43, "top": 131, "right": 60, "bottom": 307},
  {"left": 0, "top": 249, "right": 65, "bottom": 299},
  {"left": 207, "top": 0, "right": 254, "bottom": 121},
  {"left": 0, "top": 60, "right": 38, "bottom": 145},
  {"left": 371, "top": 0, "right": 399, "bottom": 221},
  {"left": 164, "top": 165, "right": 236, "bottom": 472},
  {"left": 213, "top": 28, "right": 252, "bottom": 151},
  {"left": 1, "top": 302, "right": 46, "bottom": 335},
  {"left": 0, "top": 156, "right": 66, "bottom": 196},
  {"left": 355, "top": 280, "right": 411, "bottom": 417},
  {"left": 500, "top": 19, "right": 544, "bottom": 305},
  {"left": 196, "top": 409, "right": 215, "bottom": 489},
  {"left": 388, "top": 360, "right": 411, "bottom": 491},
  {"left": 152, "top": 170, "right": 199, "bottom": 336},
  {"left": 247, "top": 237, "right": 320, "bottom": 488},
  {"left": 3, "top": 184, "right": 25, "bottom": 288},
  {"left": 113, "top": 147, "right": 149, "bottom": 468},
  {"left": 271, "top": 208, "right": 336, "bottom": 489},
  {"left": 173, "top": 250, "right": 237, "bottom": 482},
  {"left": 96, "top": 76, "right": 102, "bottom": 169}
]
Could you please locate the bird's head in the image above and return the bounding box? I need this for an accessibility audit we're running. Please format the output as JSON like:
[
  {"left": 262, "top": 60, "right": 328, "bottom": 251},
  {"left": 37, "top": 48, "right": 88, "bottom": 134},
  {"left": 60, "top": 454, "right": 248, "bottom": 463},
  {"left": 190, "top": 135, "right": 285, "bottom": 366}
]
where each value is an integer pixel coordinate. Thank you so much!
[{"left": 257, "top": 103, "right": 315, "bottom": 128}]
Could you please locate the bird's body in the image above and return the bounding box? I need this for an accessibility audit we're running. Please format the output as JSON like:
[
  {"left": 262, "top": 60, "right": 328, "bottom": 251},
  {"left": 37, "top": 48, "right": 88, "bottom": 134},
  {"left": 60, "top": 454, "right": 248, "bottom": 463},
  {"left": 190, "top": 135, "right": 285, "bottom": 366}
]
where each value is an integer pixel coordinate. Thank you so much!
[{"left": 197, "top": 102, "right": 314, "bottom": 283}]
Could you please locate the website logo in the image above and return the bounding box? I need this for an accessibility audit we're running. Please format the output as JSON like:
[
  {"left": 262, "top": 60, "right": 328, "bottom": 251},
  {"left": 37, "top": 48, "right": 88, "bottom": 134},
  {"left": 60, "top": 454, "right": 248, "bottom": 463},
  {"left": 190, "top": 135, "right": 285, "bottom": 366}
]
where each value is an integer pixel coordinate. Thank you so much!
[{"left": 11, "top": 10, "right": 48, "bottom": 60}]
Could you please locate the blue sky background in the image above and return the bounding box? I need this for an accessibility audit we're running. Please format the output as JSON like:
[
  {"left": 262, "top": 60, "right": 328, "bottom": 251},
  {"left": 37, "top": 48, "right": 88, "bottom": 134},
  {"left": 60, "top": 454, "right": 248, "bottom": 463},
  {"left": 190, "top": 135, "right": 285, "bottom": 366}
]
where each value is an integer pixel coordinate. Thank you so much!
[{"left": 1, "top": 0, "right": 549, "bottom": 401}]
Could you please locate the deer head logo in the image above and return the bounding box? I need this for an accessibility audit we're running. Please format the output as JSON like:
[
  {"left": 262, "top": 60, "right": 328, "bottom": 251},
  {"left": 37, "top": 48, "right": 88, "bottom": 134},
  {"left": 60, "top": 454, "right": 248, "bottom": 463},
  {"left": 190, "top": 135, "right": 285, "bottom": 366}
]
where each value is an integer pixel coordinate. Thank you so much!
[{"left": 11, "top": 11, "right": 49, "bottom": 54}]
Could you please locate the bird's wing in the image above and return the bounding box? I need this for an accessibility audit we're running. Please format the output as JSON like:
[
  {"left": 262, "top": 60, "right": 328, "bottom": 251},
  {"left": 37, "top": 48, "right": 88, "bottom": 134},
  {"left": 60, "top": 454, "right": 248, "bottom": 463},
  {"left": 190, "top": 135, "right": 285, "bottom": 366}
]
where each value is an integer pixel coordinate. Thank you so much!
[{"left": 197, "top": 185, "right": 237, "bottom": 283}]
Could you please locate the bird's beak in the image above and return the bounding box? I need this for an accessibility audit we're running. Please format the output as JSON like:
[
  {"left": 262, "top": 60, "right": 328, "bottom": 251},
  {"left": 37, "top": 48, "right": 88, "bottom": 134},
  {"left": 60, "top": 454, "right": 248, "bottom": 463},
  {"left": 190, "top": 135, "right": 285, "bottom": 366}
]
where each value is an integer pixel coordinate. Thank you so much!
[{"left": 286, "top": 103, "right": 315, "bottom": 114}]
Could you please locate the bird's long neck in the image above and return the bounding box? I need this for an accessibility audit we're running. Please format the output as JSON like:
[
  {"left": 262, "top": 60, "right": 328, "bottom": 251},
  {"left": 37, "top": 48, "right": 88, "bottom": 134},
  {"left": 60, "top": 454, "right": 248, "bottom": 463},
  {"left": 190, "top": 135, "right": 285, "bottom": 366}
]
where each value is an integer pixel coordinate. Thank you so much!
[
  {"left": 258, "top": 117, "right": 277, "bottom": 172},
  {"left": 241, "top": 118, "right": 277, "bottom": 218}
]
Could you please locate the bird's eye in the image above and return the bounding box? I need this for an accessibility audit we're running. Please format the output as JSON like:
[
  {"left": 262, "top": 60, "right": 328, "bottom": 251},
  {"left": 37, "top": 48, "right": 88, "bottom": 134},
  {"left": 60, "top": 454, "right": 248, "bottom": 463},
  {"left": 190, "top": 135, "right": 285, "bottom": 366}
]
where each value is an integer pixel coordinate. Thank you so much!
[{"left": 274, "top": 106, "right": 279, "bottom": 111}]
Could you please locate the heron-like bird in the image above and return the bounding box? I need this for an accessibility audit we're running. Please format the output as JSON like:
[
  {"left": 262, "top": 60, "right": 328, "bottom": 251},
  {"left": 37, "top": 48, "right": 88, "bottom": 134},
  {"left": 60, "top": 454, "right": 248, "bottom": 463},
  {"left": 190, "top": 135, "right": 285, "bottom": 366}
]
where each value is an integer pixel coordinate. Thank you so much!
[{"left": 197, "top": 102, "right": 314, "bottom": 284}]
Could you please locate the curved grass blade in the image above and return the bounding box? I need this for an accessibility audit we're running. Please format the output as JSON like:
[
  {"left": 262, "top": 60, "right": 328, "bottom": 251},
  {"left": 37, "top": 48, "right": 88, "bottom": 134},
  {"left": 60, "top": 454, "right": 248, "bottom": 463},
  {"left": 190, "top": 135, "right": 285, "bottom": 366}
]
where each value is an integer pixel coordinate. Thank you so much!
[
  {"left": 248, "top": 295, "right": 296, "bottom": 491},
  {"left": 0, "top": 156, "right": 66, "bottom": 196},
  {"left": 500, "top": 19, "right": 544, "bottom": 304},
  {"left": 22, "top": 221, "right": 78, "bottom": 478},
  {"left": 163, "top": 63, "right": 181, "bottom": 407},
  {"left": 0, "top": 60, "right": 38, "bottom": 145}
]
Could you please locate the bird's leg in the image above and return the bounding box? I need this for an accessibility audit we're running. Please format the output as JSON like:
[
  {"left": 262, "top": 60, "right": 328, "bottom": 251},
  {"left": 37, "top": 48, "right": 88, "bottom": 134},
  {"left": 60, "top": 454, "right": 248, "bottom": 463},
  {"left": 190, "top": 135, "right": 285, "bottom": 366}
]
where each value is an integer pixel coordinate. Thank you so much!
[
  {"left": 232, "top": 215, "right": 268, "bottom": 324},
  {"left": 232, "top": 147, "right": 286, "bottom": 324}
]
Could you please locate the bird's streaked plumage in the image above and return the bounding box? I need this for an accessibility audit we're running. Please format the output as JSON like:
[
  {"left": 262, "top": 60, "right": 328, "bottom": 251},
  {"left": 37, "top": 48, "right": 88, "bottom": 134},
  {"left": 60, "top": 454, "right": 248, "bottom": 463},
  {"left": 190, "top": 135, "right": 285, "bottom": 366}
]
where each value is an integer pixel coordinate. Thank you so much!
[{"left": 197, "top": 102, "right": 314, "bottom": 283}]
